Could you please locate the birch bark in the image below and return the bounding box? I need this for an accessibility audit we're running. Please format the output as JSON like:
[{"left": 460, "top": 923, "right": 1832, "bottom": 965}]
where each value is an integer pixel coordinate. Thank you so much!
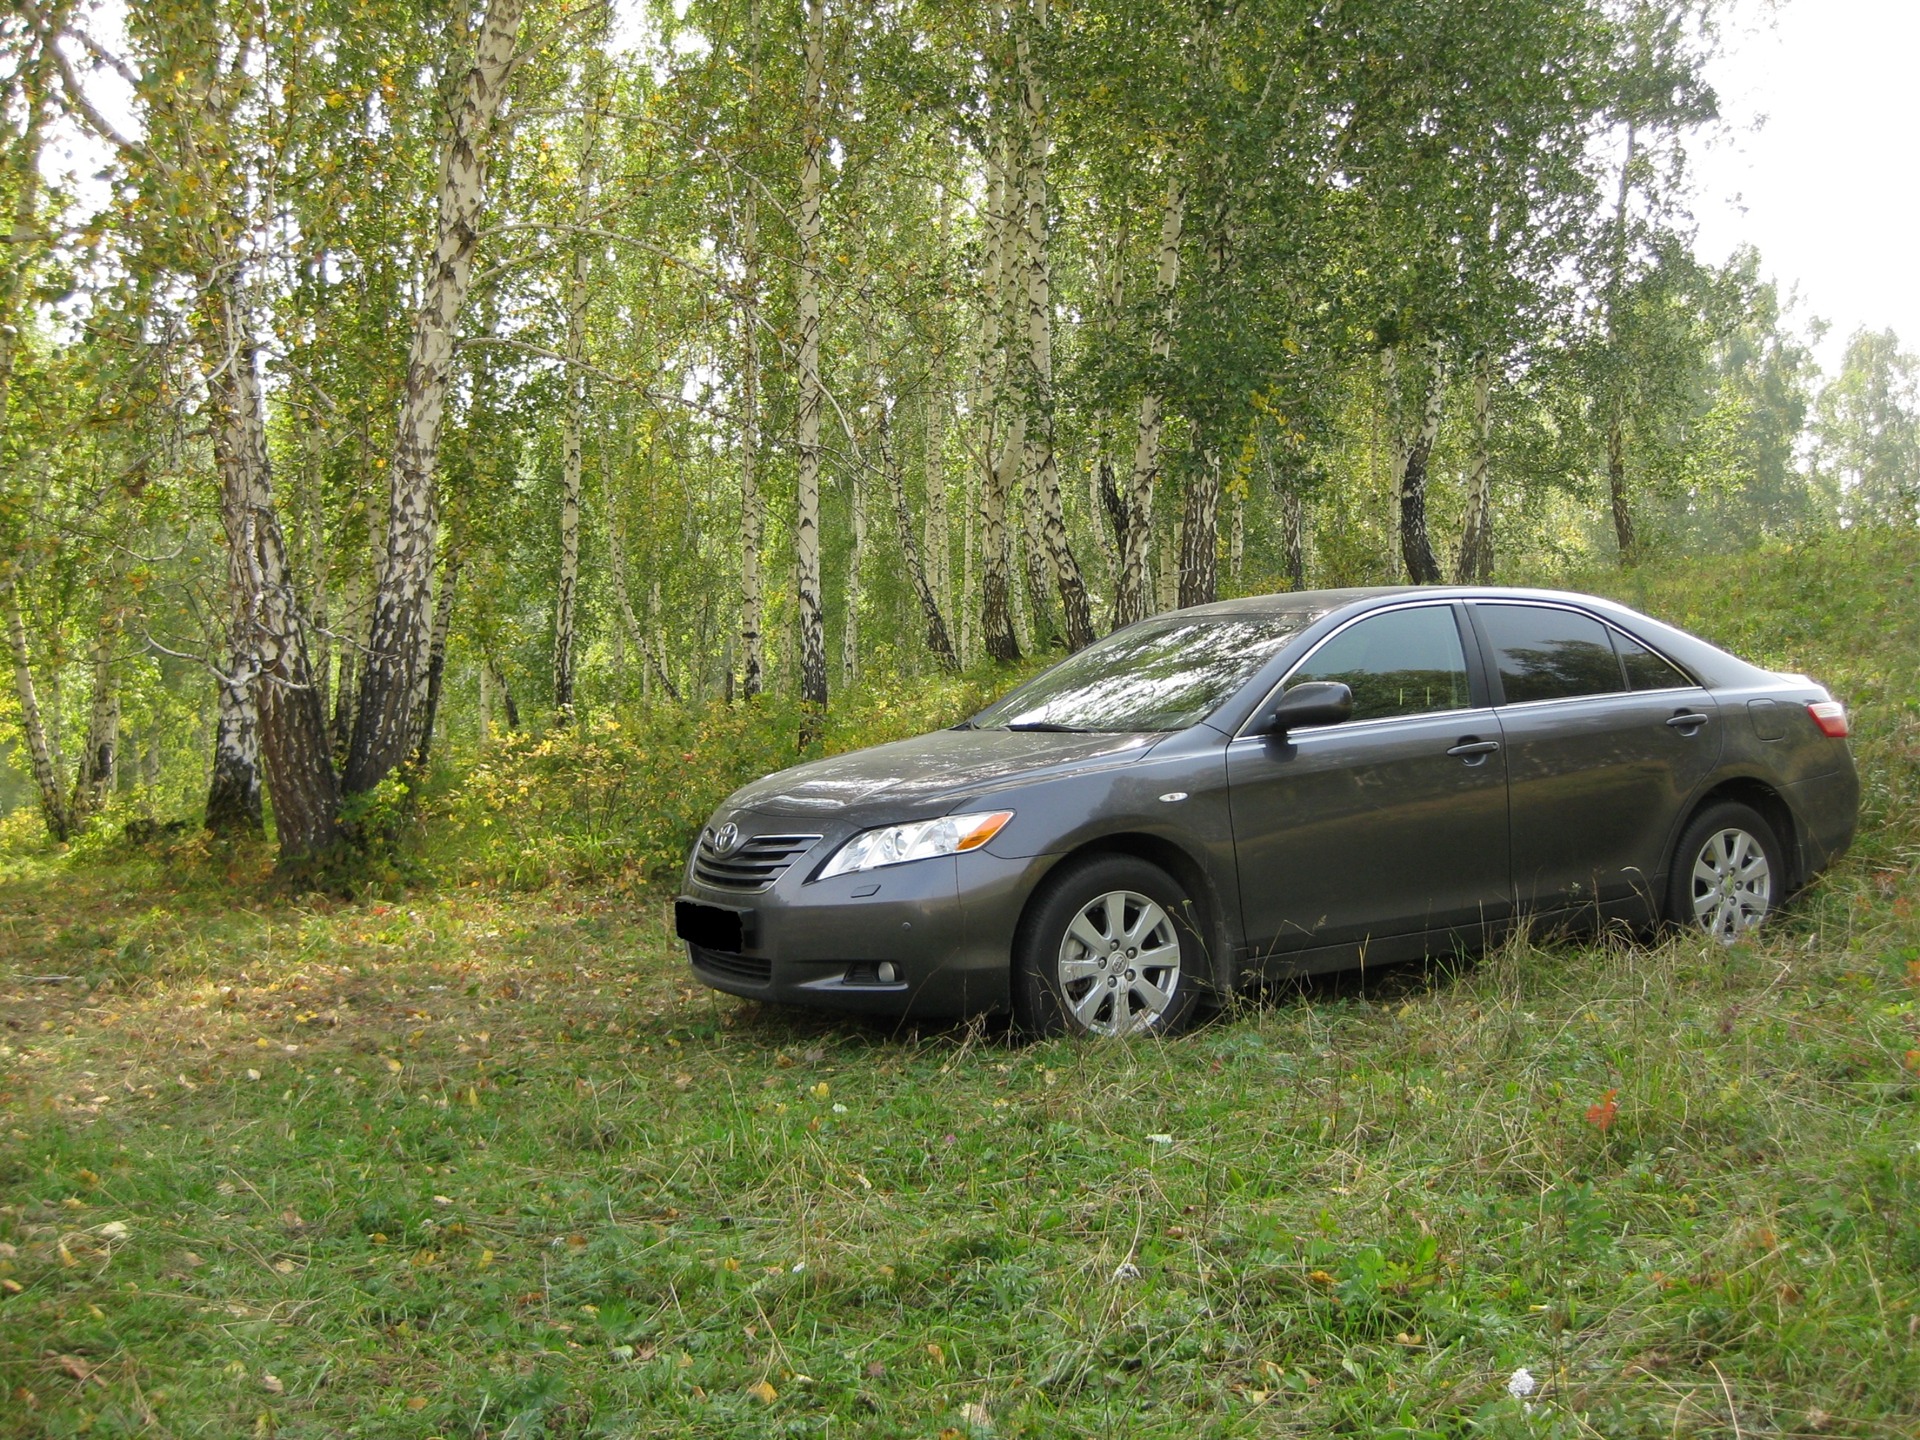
[
  {"left": 737, "top": 0, "right": 766, "bottom": 700},
  {"left": 349, "top": 0, "right": 525, "bottom": 791},
  {"left": 978, "top": 91, "right": 1021, "bottom": 662},
  {"left": 206, "top": 277, "right": 342, "bottom": 856},
  {"left": 1114, "top": 174, "right": 1184, "bottom": 627},
  {"left": 554, "top": 44, "right": 603, "bottom": 719},
  {"left": 2, "top": 570, "right": 71, "bottom": 842},
  {"left": 794, "top": 0, "right": 829, "bottom": 712},
  {"left": 1455, "top": 351, "right": 1495, "bottom": 582},
  {"left": 1397, "top": 337, "right": 1446, "bottom": 584},
  {"left": 1014, "top": 1, "right": 1093, "bottom": 651}
]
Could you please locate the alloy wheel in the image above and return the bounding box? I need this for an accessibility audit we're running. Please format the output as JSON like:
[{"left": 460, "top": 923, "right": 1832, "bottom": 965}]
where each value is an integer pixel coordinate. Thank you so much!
[
  {"left": 1056, "top": 888, "right": 1183, "bottom": 1036},
  {"left": 1689, "top": 826, "right": 1773, "bottom": 942}
]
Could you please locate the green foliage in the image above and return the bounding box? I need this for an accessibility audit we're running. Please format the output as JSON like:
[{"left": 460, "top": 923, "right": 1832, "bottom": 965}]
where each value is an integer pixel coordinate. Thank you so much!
[{"left": 438, "top": 664, "right": 1031, "bottom": 889}]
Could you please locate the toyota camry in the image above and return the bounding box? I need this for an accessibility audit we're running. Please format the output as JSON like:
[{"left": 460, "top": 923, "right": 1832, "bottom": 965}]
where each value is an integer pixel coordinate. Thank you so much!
[{"left": 674, "top": 587, "right": 1858, "bottom": 1037}]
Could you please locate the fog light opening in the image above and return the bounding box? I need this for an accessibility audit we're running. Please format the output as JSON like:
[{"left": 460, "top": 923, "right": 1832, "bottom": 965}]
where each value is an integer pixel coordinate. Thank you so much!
[{"left": 876, "top": 961, "right": 899, "bottom": 984}]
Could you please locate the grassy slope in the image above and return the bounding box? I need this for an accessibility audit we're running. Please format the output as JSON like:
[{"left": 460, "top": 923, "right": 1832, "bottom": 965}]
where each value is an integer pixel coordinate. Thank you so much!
[{"left": 2, "top": 531, "right": 1918, "bottom": 1439}]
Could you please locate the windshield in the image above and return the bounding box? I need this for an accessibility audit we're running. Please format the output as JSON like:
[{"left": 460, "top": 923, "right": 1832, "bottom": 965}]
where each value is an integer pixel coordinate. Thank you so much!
[{"left": 970, "top": 614, "right": 1311, "bottom": 733}]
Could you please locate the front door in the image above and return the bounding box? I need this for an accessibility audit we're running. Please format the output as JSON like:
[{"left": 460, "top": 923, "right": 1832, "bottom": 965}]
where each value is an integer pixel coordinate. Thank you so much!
[{"left": 1228, "top": 603, "right": 1512, "bottom": 958}]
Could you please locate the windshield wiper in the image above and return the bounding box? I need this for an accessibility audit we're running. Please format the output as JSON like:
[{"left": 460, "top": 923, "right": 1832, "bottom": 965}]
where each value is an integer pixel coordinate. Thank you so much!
[{"left": 1004, "top": 721, "right": 1091, "bottom": 733}]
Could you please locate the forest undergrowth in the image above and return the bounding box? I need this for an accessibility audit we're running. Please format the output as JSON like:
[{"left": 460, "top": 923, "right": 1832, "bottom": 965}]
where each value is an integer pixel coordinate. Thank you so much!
[{"left": 2, "top": 531, "right": 1919, "bottom": 1438}]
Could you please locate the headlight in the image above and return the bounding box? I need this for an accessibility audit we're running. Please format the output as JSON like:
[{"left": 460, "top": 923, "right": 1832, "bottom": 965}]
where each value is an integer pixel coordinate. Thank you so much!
[{"left": 817, "top": 810, "right": 1014, "bottom": 880}]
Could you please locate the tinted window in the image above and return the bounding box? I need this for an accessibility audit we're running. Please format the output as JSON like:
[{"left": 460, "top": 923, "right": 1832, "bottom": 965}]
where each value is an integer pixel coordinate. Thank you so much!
[
  {"left": 1614, "top": 631, "right": 1694, "bottom": 690},
  {"left": 1479, "top": 604, "right": 1624, "bottom": 703},
  {"left": 973, "top": 614, "right": 1314, "bottom": 733},
  {"left": 1287, "top": 606, "right": 1470, "bottom": 723}
]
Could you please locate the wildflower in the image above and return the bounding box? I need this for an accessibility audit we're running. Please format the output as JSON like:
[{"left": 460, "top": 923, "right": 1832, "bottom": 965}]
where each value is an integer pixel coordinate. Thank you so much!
[{"left": 1507, "top": 1367, "right": 1537, "bottom": 1400}]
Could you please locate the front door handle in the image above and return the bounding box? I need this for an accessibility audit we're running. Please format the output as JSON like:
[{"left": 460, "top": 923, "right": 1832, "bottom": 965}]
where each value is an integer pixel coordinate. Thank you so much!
[
  {"left": 1446, "top": 739, "right": 1501, "bottom": 760},
  {"left": 1666, "top": 712, "right": 1710, "bottom": 731}
]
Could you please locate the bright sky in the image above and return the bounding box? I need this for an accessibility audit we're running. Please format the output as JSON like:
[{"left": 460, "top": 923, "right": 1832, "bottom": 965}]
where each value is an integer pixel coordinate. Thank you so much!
[{"left": 1689, "top": 0, "right": 1920, "bottom": 372}]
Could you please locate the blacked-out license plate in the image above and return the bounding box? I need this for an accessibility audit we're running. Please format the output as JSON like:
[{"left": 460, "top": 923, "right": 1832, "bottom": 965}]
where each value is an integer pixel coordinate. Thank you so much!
[{"left": 674, "top": 899, "right": 754, "bottom": 954}]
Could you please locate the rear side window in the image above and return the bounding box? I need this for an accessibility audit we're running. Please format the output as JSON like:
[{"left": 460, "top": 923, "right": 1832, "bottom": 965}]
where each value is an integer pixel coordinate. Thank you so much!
[
  {"left": 1614, "top": 631, "right": 1694, "bottom": 690},
  {"left": 1287, "top": 605, "right": 1470, "bottom": 722},
  {"left": 1478, "top": 603, "right": 1623, "bottom": 704}
]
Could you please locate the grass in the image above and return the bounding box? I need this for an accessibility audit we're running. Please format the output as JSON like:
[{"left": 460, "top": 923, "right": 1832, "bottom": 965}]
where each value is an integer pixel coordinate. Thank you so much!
[{"left": 3, "top": 529, "right": 1919, "bottom": 1438}]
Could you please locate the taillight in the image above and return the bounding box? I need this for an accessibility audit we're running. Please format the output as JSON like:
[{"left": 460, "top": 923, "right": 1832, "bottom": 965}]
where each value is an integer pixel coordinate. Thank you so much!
[{"left": 1807, "top": 700, "right": 1850, "bottom": 738}]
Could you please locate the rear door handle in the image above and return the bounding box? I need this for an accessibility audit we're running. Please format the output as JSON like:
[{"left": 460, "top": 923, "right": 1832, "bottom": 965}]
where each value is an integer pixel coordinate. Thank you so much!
[
  {"left": 1446, "top": 739, "right": 1501, "bottom": 759},
  {"left": 1666, "top": 712, "right": 1710, "bottom": 731}
]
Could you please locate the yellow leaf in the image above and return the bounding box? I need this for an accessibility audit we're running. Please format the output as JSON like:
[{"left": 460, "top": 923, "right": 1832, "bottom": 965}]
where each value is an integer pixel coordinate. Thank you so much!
[
  {"left": 746, "top": 1380, "right": 778, "bottom": 1404},
  {"left": 811, "top": 1082, "right": 830, "bottom": 1100}
]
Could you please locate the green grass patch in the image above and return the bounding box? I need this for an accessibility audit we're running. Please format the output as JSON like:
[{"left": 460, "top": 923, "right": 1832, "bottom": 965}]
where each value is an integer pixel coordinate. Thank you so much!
[{"left": 3, "top": 530, "right": 1919, "bottom": 1437}]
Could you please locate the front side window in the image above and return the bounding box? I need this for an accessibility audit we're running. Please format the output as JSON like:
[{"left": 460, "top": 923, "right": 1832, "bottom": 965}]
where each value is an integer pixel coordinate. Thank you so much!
[
  {"left": 1478, "top": 603, "right": 1624, "bottom": 703},
  {"left": 1285, "top": 605, "right": 1471, "bottom": 723},
  {"left": 972, "top": 613, "right": 1317, "bottom": 733}
]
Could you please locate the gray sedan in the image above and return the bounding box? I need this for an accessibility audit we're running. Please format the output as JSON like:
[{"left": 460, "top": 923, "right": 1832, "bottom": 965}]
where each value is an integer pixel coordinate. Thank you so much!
[{"left": 674, "top": 587, "right": 1858, "bottom": 1036}]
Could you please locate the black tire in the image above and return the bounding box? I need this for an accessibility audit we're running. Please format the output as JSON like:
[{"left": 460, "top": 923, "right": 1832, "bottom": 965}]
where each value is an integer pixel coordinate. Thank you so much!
[
  {"left": 1666, "top": 801, "right": 1786, "bottom": 943},
  {"left": 1013, "top": 854, "right": 1204, "bottom": 1038}
]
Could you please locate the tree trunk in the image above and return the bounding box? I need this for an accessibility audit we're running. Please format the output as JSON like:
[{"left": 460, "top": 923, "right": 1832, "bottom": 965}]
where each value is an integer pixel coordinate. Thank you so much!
[
  {"left": 204, "top": 649, "right": 264, "bottom": 838},
  {"left": 1398, "top": 337, "right": 1446, "bottom": 584},
  {"left": 71, "top": 622, "right": 121, "bottom": 826},
  {"left": 1229, "top": 481, "right": 1244, "bottom": 586},
  {"left": 2, "top": 568, "right": 72, "bottom": 843},
  {"left": 348, "top": 0, "right": 525, "bottom": 793},
  {"left": 553, "top": 48, "right": 602, "bottom": 721},
  {"left": 884, "top": 422, "right": 960, "bottom": 671},
  {"left": 842, "top": 456, "right": 865, "bottom": 691},
  {"left": 486, "top": 652, "right": 521, "bottom": 732},
  {"left": 1455, "top": 350, "right": 1495, "bottom": 582},
  {"left": 1014, "top": 2, "right": 1093, "bottom": 652},
  {"left": 794, "top": 0, "right": 829, "bottom": 716},
  {"left": 1177, "top": 448, "right": 1222, "bottom": 607},
  {"left": 303, "top": 423, "right": 332, "bottom": 722},
  {"left": 923, "top": 390, "right": 949, "bottom": 626},
  {"left": 1114, "top": 174, "right": 1185, "bottom": 627},
  {"left": 978, "top": 97, "right": 1021, "bottom": 664},
  {"left": 207, "top": 278, "right": 342, "bottom": 858},
  {"left": 330, "top": 573, "right": 361, "bottom": 761},
  {"left": 738, "top": 188, "right": 765, "bottom": 699},
  {"left": 737, "top": 4, "right": 766, "bottom": 701},
  {"left": 413, "top": 547, "right": 460, "bottom": 767},
  {"left": 1608, "top": 407, "right": 1636, "bottom": 565}
]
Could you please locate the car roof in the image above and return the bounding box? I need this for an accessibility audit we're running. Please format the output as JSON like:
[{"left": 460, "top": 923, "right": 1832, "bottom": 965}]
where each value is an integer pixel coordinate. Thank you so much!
[{"left": 1175, "top": 583, "right": 1635, "bottom": 621}]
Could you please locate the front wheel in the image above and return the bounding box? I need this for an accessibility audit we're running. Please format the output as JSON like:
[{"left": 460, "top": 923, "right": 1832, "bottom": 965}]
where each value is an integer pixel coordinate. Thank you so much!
[
  {"left": 1014, "top": 855, "right": 1203, "bottom": 1038},
  {"left": 1667, "top": 801, "right": 1785, "bottom": 943}
]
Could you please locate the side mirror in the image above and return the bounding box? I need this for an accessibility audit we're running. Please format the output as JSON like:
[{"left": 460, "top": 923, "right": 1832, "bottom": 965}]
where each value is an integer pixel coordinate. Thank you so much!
[{"left": 1251, "top": 680, "right": 1353, "bottom": 737}]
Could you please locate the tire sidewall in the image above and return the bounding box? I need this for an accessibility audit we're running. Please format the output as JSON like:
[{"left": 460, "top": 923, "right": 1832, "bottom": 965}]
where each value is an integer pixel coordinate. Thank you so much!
[
  {"left": 1014, "top": 854, "right": 1204, "bottom": 1038},
  {"left": 1666, "top": 801, "right": 1785, "bottom": 940}
]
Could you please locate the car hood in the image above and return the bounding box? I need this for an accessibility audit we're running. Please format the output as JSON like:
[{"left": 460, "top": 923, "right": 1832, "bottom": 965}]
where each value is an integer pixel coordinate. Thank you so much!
[{"left": 722, "top": 728, "right": 1158, "bottom": 820}]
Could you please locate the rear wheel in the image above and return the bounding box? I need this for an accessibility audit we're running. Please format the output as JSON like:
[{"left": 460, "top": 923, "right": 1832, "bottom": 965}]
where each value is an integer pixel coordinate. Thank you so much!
[
  {"left": 1014, "top": 855, "right": 1203, "bottom": 1038},
  {"left": 1667, "top": 801, "right": 1784, "bottom": 943}
]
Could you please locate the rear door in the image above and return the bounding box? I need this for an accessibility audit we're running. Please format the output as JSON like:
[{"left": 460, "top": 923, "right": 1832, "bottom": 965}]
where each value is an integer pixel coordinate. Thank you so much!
[
  {"left": 1227, "top": 602, "right": 1512, "bottom": 957},
  {"left": 1469, "top": 601, "right": 1722, "bottom": 918}
]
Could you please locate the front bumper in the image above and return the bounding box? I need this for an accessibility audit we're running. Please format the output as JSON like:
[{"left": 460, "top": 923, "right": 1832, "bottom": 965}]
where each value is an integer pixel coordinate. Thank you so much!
[{"left": 676, "top": 842, "right": 1047, "bottom": 1020}]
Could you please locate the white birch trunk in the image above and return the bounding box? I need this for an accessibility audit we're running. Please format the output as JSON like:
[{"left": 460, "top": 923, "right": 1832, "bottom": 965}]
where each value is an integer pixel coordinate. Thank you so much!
[
  {"left": 2, "top": 569, "right": 71, "bottom": 842},
  {"left": 1456, "top": 350, "right": 1495, "bottom": 583},
  {"left": 1014, "top": 0, "right": 1093, "bottom": 651},
  {"left": 349, "top": 0, "right": 525, "bottom": 791},
  {"left": 794, "top": 0, "right": 829, "bottom": 713},
  {"left": 1114, "top": 174, "right": 1184, "bottom": 627}
]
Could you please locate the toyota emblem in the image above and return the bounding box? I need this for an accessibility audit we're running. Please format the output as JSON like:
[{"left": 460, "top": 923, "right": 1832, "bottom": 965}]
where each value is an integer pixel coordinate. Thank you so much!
[{"left": 712, "top": 822, "right": 741, "bottom": 855}]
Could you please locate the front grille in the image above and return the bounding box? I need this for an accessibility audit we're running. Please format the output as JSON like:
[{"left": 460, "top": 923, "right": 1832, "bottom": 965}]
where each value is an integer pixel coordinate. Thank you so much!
[
  {"left": 690, "top": 944, "right": 773, "bottom": 986},
  {"left": 693, "top": 832, "right": 820, "bottom": 892}
]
